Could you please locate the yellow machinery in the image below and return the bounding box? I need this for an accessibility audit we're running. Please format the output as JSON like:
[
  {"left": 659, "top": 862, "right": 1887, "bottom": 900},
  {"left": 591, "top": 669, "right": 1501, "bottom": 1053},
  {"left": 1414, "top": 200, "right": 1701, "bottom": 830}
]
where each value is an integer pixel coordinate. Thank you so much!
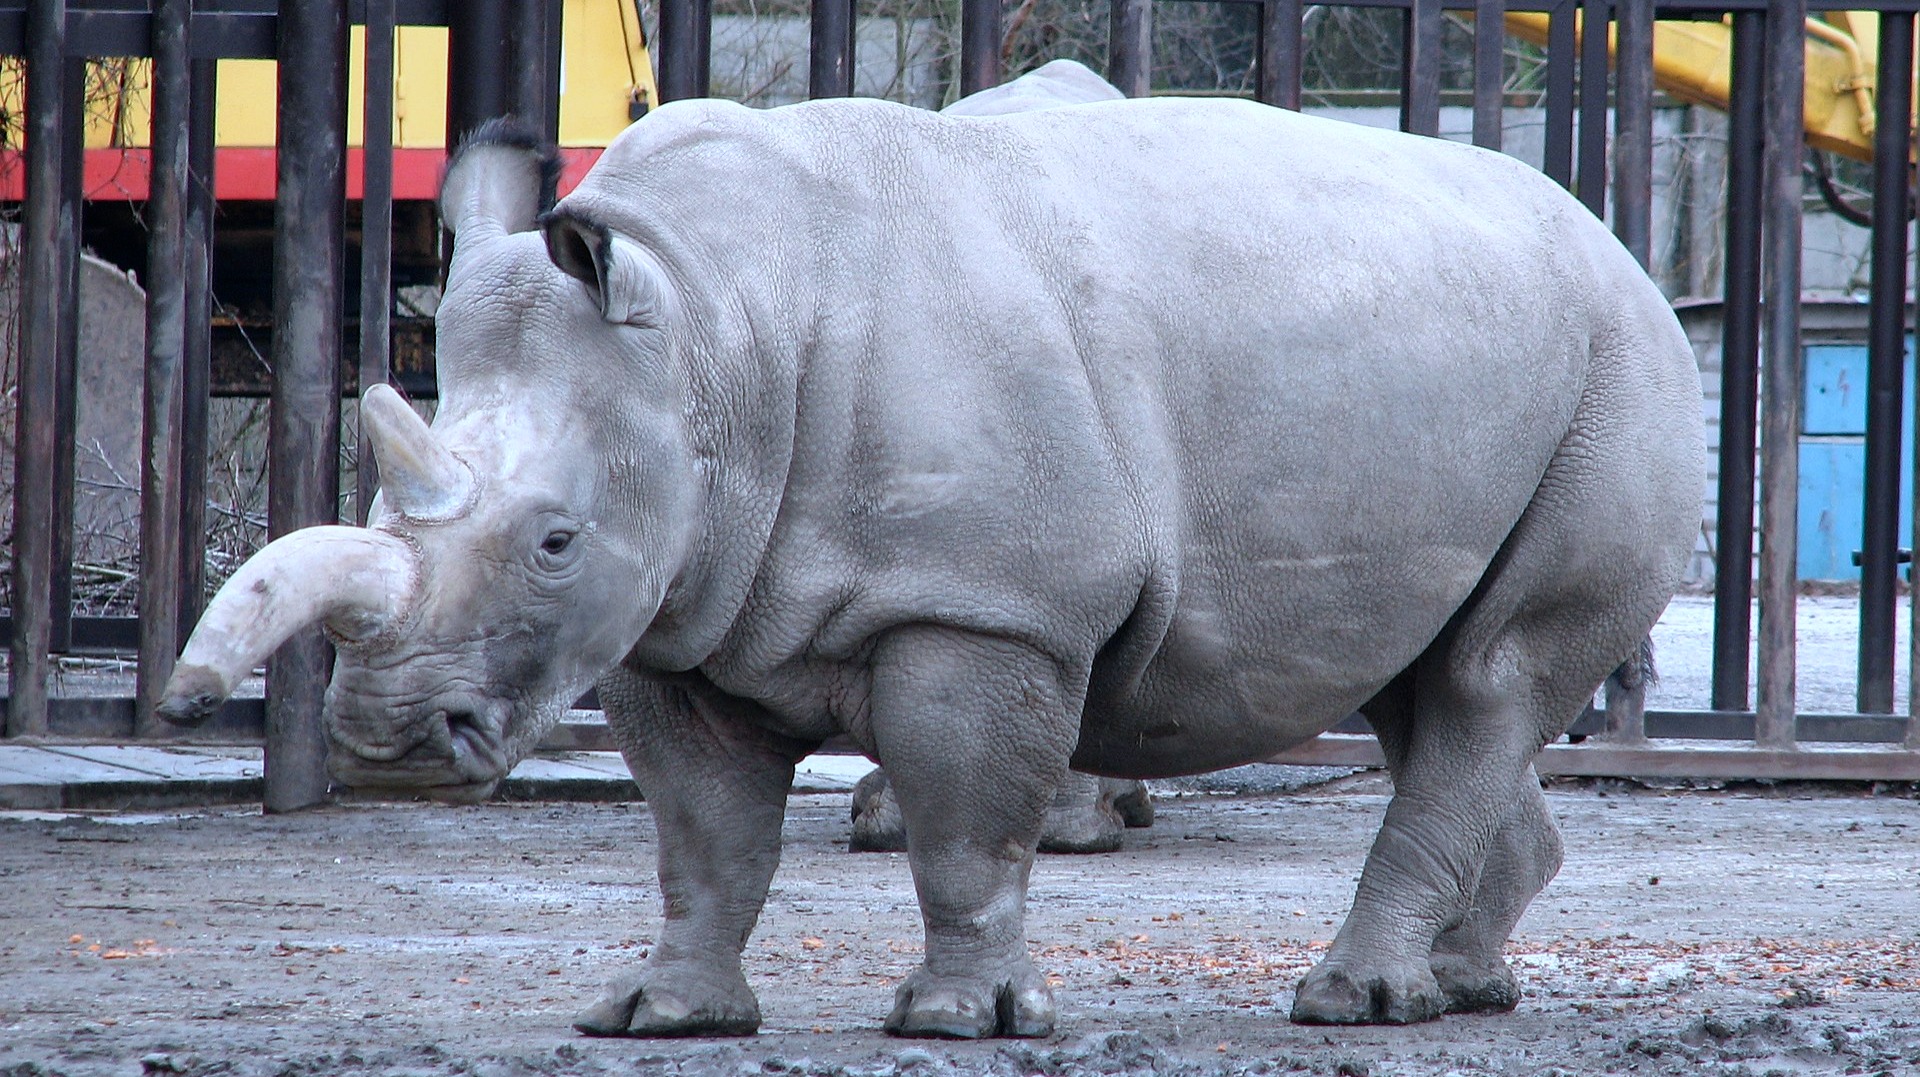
[
  {"left": 2, "top": 0, "right": 656, "bottom": 199},
  {"left": 1502, "top": 10, "right": 1904, "bottom": 163}
]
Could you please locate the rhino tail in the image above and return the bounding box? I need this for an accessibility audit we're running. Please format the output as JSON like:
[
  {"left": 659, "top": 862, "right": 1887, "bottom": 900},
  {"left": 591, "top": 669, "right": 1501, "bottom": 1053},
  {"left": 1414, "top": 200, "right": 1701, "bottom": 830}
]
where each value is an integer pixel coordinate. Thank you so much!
[{"left": 1608, "top": 636, "right": 1659, "bottom": 693}]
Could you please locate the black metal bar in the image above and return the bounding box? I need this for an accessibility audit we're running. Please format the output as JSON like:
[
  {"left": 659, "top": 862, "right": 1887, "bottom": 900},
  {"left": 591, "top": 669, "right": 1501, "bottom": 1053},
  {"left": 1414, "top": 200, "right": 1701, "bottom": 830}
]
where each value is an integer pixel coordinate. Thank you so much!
[
  {"left": 1257, "top": 0, "right": 1301, "bottom": 109},
  {"left": 1401, "top": 0, "right": 1442, "bottom": 135},
  {"left": 1712, "top": 8, "right": 1765, "bottom": 713},
  {"left": 267, "top": 0, "right": 348, "bottom": 811},
  {"left": 1543, "top": 0, "right": 1576, "bottom": 187},
  {"left": 1575, "top": 0, "right": 1609, "bottom": 215},
  {"left": 359, "top": 0, "right": 394, "bottom": 526},
  {"left": 135, "top": 0, "right": 192, "bottom": 739},
  {"left": 1110, "top": 0, "right": 1152, "bottom": 99},
  {"left": 1858, "top": 11, "right": 1913, "bottom": 715},
  {"left": 8, "top": 0, "right": 66, "bottom": 739},
  {"left": 445, "top": 0, "right": 511, "bottom": 148},
  {"left": 657, "top": 0, "right": 711, "bottom": 102},
  {"left": 510, "top": 0, "right": 559, "bottom": 138},
  {"left": 1756, "top": 0, "right": 1805, "bottom": 749},
  {"left": 959, "top": 0, "right": 1001, "bottom": 96},
  {"left": 1471, "top": 0, "right": 1504, "bottom": 149},
  {"left": 810, "top": 0, "right": 856, "bottom": 98},
  {"left": 47, "top": 56, "right": 81, "bottom": 656},
  {"left": 1612, "top": 0, "right": 1652, "bottom": 266},
  {"left": 178, "top": 57, "right": 216, "bottom": 640}
]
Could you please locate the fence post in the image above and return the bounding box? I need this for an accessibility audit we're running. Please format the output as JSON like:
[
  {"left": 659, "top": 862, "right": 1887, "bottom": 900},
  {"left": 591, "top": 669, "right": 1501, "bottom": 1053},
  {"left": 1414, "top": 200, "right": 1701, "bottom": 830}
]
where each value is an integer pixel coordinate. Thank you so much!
[
  {"left": 1857, "top": 11, "right": 1914, "bottom": 715},
  {"left": 1575, "top": 0, "right": 1609, "bottom": 216},
  {"left": 1611, "top": 0, "right": 1652, "bottom": 267},
  {"left": 1110, "top": 0, "right": 1153, "bottom": 101},
  {"left": 960, "top": 0, "right": 1000, "bottom": 97},
  {"left": 1257, "top": 0, "right": 1299, "bottom": 110},
  {"left": 8, "top": 0, "right": 68, "bottom": 739},
  {"left": 1543, "top": 0, "right": 1575, "bottom": 188},
  {"left": 178, "top": 57, "right": 216, "bottom": 638},
  {"left": 658, "top": 0, "right": 713, "bottom": 102},
  {"left": 1400, "top": 0, "right": 1441, "bottom": 136},
  {"left": 266, "top": 0, "right": 348, "bottom": 811},
  {"left": 1712, "top": 9, "right": 1766, "bottom": 713},
  {"left": 811, "top": 0, "right": 856, "bottom": 99},
  {"left": 1755, "top": 0, "right": 1805, "bottom": 750},
  {"left": 135, "top": 0, "right": 192, "bottom": 738},
  {"left": 48, "top": 57, "right": 82, "bottom": 658},
  {"left": 359, "top": 0, "right": 395, "bottom": 526},
  {"left": 511, "top": 0, "right": 562, "bottom": 139},
  {"left": 1471, "top": 0, "right": 1504, "bottom": 150},
  {"left": 447, "top": 0, "right": 513, "bottom": 146}
]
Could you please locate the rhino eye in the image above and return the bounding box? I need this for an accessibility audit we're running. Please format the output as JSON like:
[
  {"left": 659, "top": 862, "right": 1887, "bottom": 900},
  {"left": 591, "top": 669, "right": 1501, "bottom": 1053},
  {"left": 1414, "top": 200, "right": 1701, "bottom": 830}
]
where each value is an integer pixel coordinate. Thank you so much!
[{"left": 540, "top": 530, "right": 576, "bottom": 556}]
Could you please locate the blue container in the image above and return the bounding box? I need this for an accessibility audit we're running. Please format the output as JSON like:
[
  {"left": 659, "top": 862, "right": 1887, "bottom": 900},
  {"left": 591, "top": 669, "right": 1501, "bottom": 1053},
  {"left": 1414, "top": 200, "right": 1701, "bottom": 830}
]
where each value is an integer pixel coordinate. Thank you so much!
[{"left": 1796, "top": 342, "right": 1914, "bottom": 580}]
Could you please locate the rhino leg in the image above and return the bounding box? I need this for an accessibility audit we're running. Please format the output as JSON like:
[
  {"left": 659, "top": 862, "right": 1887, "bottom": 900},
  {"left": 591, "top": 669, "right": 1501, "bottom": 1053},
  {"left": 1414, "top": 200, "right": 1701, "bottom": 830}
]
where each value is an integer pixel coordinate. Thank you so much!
[
  {"left": 1340, "top": 674, "right": 1557, "bottom": 1015},
  {"left": 1037, "top": 771, "right": 1124, "bottom": 854},
  {"left": 576, "top": 666, "right": 807, "bottom": 1038},
  {"left": 1290, "top": 386, "right": 1685, "bottom": 1026},
  {"left": 853, "top": 770, "right": 1150, "bottom": 854},
  {"left": 871, "top": 626, "right": 1078, "bottom": 1039},
  {"left": 1106, "top": 777, "right": 1154, "bottom": 829},
  {"left": 849, "top": 767, "right": 908, "bottom": 851},
  {"left": 1426, "top": 772, "right": 1562, "bottom": 1014}
]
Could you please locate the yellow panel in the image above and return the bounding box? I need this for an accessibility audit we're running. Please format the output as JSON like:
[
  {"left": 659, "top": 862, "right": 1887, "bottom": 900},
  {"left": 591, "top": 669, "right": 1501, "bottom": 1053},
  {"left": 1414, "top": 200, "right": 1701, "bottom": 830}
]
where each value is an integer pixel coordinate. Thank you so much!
[
  {"left": 215, "top": 60, "right": 278, "bottom": 145},
  {"left": 392, "top": 25, "right": 450, "bottom": 148},
  {"left": 558, "top": 0, "right": 658, "bottom": 144},
  {"left": 1501, "top": 11, "right": 1894, "bottom": 162},
  {"left": 1, "top": 4, "right": 651, "bottom": 152}
]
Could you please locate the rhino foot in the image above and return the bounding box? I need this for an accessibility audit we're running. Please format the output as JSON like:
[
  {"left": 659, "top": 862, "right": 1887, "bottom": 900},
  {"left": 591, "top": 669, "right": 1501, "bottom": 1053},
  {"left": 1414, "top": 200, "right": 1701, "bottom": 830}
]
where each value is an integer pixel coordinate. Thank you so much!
[
  {"left": 1289, "top": 959, "right": 1447, "bottom": 1025},
  {"left": 849, "top": 768, "right": 907, "bottom": 853},
  {"left": 884, "top": 964, "right": 1056, "bottom": 1039},
  {"left": 1109, "top": 779, "right": 1154, "bottom": 828},
  {"left": 573, "top": 964, "right": 761, "bottom": 1037},
  {"left": 1429, "top": 952, "right": 1521, "bottom": 1014},
  {"left": 1036, "top": 800, "right": 1124, "bottom": 854}
]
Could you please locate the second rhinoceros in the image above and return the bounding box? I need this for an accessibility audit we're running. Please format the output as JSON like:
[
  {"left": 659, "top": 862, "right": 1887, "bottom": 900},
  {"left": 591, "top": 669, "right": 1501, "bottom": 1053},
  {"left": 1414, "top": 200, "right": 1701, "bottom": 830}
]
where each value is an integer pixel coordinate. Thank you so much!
[{"left": 161, "top": 84, "right": 1703, "bottom": 1039}]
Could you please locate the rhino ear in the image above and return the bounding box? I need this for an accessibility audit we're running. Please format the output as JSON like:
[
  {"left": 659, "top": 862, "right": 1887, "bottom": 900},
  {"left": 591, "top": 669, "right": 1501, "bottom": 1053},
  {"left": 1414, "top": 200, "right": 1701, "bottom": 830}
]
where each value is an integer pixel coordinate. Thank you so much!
[
  {"left": 440, "top": 118, "right": 562, "bottom": 242},
  {"left": 542, "top": 209, "right": 667, "bottom": 327}
]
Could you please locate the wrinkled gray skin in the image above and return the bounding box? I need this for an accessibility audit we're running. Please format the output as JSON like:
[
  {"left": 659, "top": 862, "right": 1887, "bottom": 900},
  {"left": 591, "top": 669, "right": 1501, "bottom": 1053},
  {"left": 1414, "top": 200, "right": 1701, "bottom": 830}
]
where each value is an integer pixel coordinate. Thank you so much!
[
  {"left": 161, "top": 72, "right": 1704, "bottom": 1040},
  {"left": 851, "top": 766, "right": 1152, "bottom": 854},
  {"left": 847, "top": 62, "right": 1154, "bottom": 858}
]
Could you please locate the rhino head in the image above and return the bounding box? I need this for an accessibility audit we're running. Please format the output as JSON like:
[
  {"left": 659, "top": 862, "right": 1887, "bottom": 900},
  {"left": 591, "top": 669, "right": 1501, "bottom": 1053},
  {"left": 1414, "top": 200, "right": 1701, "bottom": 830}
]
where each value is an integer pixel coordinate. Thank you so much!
[{"left": 158, "top": 122, "right": 702, "bottom": 802}]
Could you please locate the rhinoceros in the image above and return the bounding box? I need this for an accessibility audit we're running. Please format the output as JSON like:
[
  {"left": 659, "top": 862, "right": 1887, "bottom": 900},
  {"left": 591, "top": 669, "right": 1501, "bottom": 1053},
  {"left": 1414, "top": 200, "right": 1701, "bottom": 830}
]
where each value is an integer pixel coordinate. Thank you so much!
[{"left": 161, "top": 85, "right": 1703, "bottom": 1039}]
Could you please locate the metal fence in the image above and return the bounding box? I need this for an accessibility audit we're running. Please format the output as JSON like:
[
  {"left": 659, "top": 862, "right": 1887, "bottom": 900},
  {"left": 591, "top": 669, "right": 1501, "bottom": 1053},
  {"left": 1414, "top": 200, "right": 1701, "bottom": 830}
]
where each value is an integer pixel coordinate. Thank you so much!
[{"left": 1, "top": 0, "right": 1917, "bottom": 808}]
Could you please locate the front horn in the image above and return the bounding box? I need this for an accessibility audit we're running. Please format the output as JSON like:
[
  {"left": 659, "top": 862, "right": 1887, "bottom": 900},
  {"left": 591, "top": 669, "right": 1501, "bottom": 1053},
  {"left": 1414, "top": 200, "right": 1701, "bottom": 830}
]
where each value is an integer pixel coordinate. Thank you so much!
[
  {"left": 157, "top": 527, "right": 417, "bottom": 727},
  {"left": 362, "top": 383, "right": 474, "bottom": 520}
]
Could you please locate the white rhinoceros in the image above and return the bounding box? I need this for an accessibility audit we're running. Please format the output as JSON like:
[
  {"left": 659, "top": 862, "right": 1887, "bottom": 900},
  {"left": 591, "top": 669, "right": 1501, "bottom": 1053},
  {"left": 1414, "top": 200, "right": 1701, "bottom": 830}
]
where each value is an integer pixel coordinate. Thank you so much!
[{"left": 160, "top": 82, "right": 1703, "bottom": 1039}]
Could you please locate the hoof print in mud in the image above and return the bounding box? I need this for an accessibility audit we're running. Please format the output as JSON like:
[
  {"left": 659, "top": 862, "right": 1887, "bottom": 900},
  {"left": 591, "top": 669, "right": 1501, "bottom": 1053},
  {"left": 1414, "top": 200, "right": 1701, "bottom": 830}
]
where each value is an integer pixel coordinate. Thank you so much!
[
  {"left": 572, "top": 971, "right": 762, "bottom": 1038},
  {"left": 1290, "top": 965, "right": 1449, "bottom": 1026},
  {"left": 884, "top": 969, "right": 1057, "bottom": 1040}
]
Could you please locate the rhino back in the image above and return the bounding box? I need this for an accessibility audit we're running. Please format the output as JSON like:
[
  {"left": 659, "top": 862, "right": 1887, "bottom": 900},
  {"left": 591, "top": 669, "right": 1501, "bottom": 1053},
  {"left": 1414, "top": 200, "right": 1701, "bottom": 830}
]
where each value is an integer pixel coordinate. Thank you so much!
[{"left": 559, "top": 98, "right": 1687, "bottom": 767}]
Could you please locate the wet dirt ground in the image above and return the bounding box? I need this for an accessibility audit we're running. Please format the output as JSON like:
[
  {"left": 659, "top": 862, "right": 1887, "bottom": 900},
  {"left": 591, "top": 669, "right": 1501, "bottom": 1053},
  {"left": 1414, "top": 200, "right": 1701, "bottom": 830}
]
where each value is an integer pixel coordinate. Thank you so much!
[{"left": 2, "top": 776, "right": 1917, "bottom": 1077}]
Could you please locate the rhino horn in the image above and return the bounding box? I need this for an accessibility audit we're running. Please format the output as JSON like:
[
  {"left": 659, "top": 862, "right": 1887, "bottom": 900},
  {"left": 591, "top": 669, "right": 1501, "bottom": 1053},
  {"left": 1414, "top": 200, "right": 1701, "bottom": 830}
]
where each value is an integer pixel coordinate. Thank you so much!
[
  {"left": 361, "top": 383, "right": 474, "bottom": 521},
  {"left": 156, "top": 527, "right": 417, "bottom": 727}
]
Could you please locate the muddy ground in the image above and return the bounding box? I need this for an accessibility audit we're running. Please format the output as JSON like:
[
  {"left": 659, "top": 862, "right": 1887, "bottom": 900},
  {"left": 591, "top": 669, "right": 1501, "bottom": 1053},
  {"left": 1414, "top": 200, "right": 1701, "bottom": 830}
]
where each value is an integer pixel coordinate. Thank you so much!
[{"left": 2, "top": 776, "right": 1917, "bottom": 1077}]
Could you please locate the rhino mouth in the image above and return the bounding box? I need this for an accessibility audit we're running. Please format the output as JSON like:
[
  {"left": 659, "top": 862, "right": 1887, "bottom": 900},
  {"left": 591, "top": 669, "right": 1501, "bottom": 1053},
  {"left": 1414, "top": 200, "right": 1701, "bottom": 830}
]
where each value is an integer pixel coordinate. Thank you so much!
[{"left": 326, "top": 692, "right": 515, "bottom": 802}]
